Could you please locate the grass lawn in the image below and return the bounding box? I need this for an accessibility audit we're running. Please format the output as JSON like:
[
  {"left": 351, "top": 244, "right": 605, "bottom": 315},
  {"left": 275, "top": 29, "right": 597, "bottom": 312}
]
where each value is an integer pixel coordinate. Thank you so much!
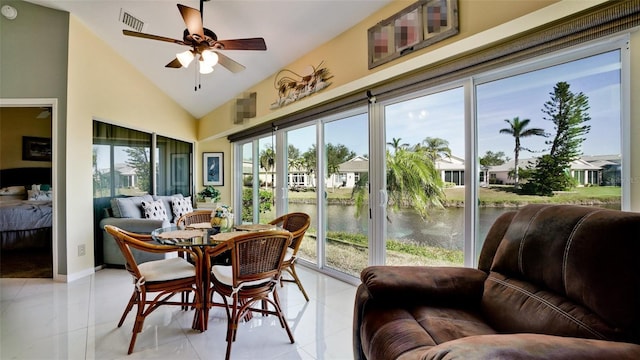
[
  {"left": 287, "top": 185, "right": 621, "bottom": 206},
  {"left": 444, "top": 185, "right": 621, "bottom": 206}
]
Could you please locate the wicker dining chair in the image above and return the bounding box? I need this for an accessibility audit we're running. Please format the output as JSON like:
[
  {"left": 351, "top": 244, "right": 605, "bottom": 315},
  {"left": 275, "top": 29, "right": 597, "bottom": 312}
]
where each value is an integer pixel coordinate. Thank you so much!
[
  {"left": 176, "top": 209, "right": 213, "bottom": 228},
  {"left": 269, "top": 212, "right": 311, "bottom": 301},
  {"left": 205, "top": 230, "right": 294, "bottom": 360},
  {"left": 104, "top": 225, "right": 204, "bottom": 354}
]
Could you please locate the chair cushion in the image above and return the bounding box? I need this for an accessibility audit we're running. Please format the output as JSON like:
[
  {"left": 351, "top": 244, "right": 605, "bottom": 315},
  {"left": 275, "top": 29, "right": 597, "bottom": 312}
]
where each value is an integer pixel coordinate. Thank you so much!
[
  {"left": 283, "top": 247, "right": 294, "bottom": 262},
  {"left": 138, "top": 257, "right": 195, "bottom": 282},
  {"left": 140, "top": 200, "right": 168, "bottom": 221},
  {"left": 212, "top": 265, "right": 273, "bottom": 287}
]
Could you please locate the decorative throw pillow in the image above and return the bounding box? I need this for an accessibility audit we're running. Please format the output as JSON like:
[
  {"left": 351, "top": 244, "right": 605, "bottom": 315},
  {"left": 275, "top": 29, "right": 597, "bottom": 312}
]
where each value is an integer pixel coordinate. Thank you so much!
[
  {"left": 140, "top": 200, "right": 168, "bottom": 221},
  {"left": 172, "top": 197, "right": 193, "bottom": 220}
]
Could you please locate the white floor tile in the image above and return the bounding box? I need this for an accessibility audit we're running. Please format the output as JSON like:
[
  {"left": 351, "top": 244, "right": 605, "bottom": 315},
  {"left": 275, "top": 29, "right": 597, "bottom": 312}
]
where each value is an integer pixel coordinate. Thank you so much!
[{"left": 0, "top": 265, "right": 357, "bottom": 360}]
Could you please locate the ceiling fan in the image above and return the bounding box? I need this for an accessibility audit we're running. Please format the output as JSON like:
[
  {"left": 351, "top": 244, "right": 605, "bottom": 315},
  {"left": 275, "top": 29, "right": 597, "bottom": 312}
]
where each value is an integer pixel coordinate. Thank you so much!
[{"left": 122, "top": 0, "right": 266, "bottom": 76}]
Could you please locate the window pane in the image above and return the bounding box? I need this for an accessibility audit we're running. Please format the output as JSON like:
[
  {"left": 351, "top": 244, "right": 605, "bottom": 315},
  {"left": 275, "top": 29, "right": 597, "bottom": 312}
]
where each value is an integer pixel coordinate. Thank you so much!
[
  {"left": 156, "top": 135, "right": 192, "bottom": 196},
  {"left": 239, "top": 136, "right": 276, "bottom": 224},
  {"left": 92, "top": 121, "right": 151, "bottom": 197},
  {"left": 384, "top": 87, "right": 465, "bottom": 267},
  {"left": 258, "top": 136, "right": 276, "bottom": 223},
  {"left": 285, "top": 125, "right": 318, "bottom": 265},
  {"left": 324, "top": 112, "right": 369, "bottom": 277},
  {"left": 476, "top": 50, "right": 622, "bottom": 260}
]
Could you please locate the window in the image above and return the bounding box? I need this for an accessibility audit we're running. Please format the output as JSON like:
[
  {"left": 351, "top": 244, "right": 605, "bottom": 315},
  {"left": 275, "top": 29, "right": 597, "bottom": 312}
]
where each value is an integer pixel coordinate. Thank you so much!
[
  {"left": 92, "top": 121, "right": 193, "bottom": 198},
  {"left": 232, "top": 37, "right": 627, "bottom": 283},
  {"left": 475, "top": 47, "right": 623, "bottom": 258}
]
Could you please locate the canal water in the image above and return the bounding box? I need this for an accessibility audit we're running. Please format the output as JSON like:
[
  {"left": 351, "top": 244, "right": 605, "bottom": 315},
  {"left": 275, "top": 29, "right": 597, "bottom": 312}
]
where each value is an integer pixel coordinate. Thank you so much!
[{"left": 281, "top": 202, "right": 620, "bottom": 251}]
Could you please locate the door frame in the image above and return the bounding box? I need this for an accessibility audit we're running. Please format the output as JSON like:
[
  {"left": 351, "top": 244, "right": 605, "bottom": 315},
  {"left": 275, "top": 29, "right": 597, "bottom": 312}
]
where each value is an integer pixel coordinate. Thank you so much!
[{"left": 0, "top": 98, "right": 59, "bottom": 279}]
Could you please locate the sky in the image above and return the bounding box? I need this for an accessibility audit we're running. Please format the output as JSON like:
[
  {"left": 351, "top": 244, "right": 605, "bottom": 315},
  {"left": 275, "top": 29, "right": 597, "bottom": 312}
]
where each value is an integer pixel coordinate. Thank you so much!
[{"left": 281, "top": 49, "right": 622, "bottom": 162}]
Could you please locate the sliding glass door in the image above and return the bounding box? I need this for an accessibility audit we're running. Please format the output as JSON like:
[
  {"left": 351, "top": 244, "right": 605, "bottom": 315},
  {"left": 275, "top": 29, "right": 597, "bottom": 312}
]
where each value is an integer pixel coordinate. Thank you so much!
[
  {"left": 383, "top": 86, "right": 466, "bottom": 267},
  {"left": 322, "top": 110, "right": 369, "bottom": 277}
]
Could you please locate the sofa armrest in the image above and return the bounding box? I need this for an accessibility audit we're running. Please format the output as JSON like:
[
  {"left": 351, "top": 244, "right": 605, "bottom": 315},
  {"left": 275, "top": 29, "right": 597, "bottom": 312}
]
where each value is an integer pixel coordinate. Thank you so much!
[
  {"left": 419, "top": 333, "right": 640, "bottom": 360},
  {"left": 353, "top": 266, "right": 487, "bottom": 360},
  {"left": 360, "top": 265, "right": 487, "bottom": 304}
]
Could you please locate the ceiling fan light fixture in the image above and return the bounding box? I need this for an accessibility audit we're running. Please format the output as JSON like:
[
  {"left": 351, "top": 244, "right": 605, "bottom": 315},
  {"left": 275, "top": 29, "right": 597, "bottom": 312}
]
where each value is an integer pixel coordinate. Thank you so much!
[
  {"left": 176, "top": 50, "right": 195, "bottom": 68},
  {"left": 199, "top": 62, "right": 214, "bottom": 74},
  {"left": 201, "top": 50, "right": 219, "bottom": 67}
]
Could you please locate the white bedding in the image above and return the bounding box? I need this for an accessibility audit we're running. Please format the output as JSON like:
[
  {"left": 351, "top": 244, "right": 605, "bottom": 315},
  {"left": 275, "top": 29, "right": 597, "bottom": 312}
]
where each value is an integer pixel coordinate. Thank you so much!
[{"left": 0, "top": 199, "right": 53, "bottom": 232}]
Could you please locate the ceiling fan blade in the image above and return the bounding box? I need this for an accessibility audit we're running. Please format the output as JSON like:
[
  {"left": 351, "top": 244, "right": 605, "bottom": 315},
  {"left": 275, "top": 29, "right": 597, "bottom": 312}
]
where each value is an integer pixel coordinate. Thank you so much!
[
  {"left": 177, "top": 4, "right": 204, "bottom": 39},
  {"left": 216, "top": 38, "right": 267, "bottom": 51},
  {"left": 215, "top": 51, "right": 246, "bottom": 73},
  {"left": 123, "top": 30, "right": 186, "bottom": 45},
  {"left": 165, "top": 58, "right": 182, "bottom": 68}
]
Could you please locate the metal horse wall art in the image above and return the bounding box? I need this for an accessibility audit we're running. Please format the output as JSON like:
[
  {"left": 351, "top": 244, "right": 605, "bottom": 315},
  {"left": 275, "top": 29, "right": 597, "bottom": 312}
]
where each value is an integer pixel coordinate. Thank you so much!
[{"left": 270, "top": 61, "right": 333, "bottom": 109}]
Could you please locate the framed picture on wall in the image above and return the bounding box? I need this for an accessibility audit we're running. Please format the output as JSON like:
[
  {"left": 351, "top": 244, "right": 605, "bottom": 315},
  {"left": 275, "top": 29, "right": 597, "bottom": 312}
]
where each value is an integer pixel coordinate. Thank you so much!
[
  {"left": 22, "top": 136, "right": 52, "bottom": 161},
  {"left": 203, "top": 152, "right": 224, "bottom": 186}
]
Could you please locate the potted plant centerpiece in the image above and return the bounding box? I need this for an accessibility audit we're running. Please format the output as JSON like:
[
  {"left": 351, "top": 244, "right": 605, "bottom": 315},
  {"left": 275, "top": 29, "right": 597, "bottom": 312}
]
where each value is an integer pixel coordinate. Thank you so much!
[{"left": 197, "top": 185, "right": 220, "bottom": 203}]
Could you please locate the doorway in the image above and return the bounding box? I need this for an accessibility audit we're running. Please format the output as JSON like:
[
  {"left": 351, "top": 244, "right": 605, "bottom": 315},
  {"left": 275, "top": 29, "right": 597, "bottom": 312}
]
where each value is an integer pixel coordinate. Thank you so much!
[{"left": 0, "top": 98, "right": 58, "bottom": 278}]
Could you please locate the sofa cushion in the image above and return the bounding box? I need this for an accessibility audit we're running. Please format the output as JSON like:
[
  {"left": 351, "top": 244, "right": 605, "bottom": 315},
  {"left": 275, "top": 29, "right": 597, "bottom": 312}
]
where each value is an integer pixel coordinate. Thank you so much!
[
  {"left": 172, "top": 197, "right": 193, "bottom": 220},
  {"left": 110, "top": 195, "right": 154, "bottom": 218},
  {"left": 361, "top": 304, "right": 495, "bottom": 360},
  {"left": 153, "top": 194, "right": 183, "bottom": 223},
  {"left": 140, "top": 200, "right": 168, "bottom": 221},
  {"left": 483, "top": 204, "right": 640, "bottom": 343},
  {"left": 417, "top": 334, "right": 640, "bottom": 360}
]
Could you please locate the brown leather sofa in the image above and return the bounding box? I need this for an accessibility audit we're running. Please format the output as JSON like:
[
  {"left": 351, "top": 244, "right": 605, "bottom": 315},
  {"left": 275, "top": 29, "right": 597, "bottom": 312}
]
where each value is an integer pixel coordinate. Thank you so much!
[{"left": 353, "top": 204, "right": 640, "bottom": 359}]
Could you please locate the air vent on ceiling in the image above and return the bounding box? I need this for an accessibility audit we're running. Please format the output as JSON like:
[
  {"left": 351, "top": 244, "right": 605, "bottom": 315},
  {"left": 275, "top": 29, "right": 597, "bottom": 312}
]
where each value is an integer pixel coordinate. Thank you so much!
[{"left": 119, "top": 8, "right": 144, "bottom": 32}]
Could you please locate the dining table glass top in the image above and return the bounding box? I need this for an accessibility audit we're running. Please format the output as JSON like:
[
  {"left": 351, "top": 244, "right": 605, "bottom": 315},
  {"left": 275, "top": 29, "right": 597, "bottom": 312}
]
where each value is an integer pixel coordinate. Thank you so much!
[{"left": 152, "top": 223, "right": 281, "bottom": 246}]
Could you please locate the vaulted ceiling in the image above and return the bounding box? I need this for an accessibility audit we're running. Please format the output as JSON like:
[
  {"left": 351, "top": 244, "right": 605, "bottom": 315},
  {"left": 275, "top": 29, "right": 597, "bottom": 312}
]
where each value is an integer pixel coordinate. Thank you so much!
[{"left": 25, "top": 0, "right": 393, "bottom": 118}]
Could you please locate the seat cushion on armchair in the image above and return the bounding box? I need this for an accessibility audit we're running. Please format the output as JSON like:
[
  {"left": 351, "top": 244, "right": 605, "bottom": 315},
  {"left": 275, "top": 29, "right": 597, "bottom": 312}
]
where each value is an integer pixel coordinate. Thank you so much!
[{"left": 417, "top": 334, "right": 640, "bottom": 360}]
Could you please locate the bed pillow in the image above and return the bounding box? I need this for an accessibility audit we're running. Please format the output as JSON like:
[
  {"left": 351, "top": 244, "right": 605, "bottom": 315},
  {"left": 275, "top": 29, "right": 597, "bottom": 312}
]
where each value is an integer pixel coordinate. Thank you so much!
[
  {"left": 140, "top": 200, "right": 168, "bottom": 221},
  {"left": 110, "top": 194, "right": 154, "bottom": 218},
  {"left": 172, "top": 197, "right": 193, "bottom": 221},
  {"left": 0, "top": 186, "right": 26, "bottom": 195},
  {"left": 28, "top": 189, "right": 52, "bottom": 200}
]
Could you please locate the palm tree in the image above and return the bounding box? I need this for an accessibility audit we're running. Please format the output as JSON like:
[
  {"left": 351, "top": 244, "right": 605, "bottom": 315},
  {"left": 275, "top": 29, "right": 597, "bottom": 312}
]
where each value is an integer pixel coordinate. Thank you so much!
[
  {"left": 417, "top": 137, "right": 452, "bottom": 164},
  {"left": 259, "top": 144, "right": 275, "bottom": 188},
  {"left": 352, "top": 146, "right": 445, "bottom": 220},
  {"left": 386, "top": 137, "right": 409, "bottom": 153},
  {"left": 499, "top": 116, "right": 546, "bottom": 188}
]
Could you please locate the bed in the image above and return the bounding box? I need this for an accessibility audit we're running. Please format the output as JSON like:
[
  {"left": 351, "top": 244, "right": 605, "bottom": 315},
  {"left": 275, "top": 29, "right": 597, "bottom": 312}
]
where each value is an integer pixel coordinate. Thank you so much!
[{"left": 0, "top": 167, "right": 53, "bottom": 250}]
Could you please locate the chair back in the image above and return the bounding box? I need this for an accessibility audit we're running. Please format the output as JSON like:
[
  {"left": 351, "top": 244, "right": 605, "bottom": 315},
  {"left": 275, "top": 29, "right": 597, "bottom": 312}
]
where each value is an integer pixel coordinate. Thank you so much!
[
  {"left": 104, "top": 225, "right": 185, "bottom": 280},
  {"left": 177, "top": 210, "right": 213, "bottom": 227},
  {"left": 227, "top": 230, "right": 292, "bottom": 288},
  {"left": 269, "top": 212, "right": 310, "bottom": 251},
  {"left": 104, "top": 225, "right": 148, "bottom": 280}
]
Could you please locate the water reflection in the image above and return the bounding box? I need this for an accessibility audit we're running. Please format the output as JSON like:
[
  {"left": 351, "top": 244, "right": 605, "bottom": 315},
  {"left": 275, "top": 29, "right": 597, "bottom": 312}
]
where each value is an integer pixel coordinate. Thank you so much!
[{"left": 285, "top": 202, "right": 620, "bottom": 250}]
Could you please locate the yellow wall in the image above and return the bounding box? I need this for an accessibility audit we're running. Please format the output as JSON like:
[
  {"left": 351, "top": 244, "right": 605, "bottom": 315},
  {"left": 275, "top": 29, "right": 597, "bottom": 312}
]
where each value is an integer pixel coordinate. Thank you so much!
[
  {"left": 0, "top": 107, "right": 52, "bottom": 169},
  {"left": 65, "top": 16, "right": 197, "bottom": 276}
]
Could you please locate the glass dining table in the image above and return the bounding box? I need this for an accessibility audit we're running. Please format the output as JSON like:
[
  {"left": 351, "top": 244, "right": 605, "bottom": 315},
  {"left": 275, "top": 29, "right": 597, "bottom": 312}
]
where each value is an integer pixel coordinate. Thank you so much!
[{"left": 151, "top": 222, "right": 280, "bottom": 331}]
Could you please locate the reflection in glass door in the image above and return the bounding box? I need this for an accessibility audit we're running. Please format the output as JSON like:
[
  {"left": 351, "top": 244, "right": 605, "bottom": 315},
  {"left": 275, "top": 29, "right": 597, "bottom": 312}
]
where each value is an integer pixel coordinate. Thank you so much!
[
  {"left": 323, "top": 111, "right": 369, "bottom": 277},
  {"left": 383, "top": 87, "right": 466, "bottom": 267}
]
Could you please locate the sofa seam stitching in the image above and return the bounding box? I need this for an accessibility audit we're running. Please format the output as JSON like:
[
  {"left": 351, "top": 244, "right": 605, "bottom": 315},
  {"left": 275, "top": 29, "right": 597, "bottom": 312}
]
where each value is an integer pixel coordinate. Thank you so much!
[
  {"left": 488, "top": 276, "right": 606, "bottom": 340},
  {"left": 562, "top": 210, "right": 601, "bottom": 295},
  {"left": 518, "top": 206, "right": 548, "bottom": 274}
]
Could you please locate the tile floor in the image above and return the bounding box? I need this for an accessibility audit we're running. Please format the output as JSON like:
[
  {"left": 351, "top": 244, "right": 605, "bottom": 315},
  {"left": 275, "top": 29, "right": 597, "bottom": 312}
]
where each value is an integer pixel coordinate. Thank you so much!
[{"left": 0, "top": 266, "right": 357, "bottom": 359}]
